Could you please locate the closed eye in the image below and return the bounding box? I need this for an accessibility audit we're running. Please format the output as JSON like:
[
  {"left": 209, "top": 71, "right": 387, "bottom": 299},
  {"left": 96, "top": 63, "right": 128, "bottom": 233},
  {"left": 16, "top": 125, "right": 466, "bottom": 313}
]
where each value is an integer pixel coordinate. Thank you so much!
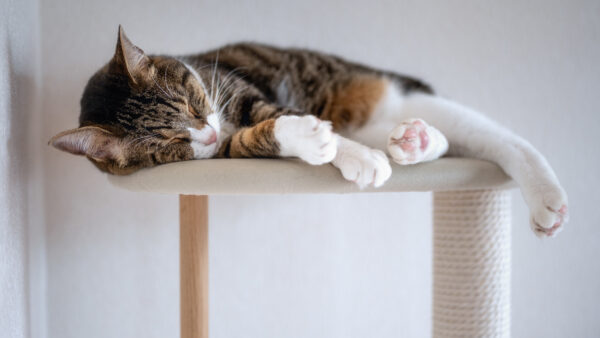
[
  {"left": 188, "top": 102, "right": 201, "bottom": 118},
  {"left": 157, "top": 129, "right": 191, "bottom": 144}
]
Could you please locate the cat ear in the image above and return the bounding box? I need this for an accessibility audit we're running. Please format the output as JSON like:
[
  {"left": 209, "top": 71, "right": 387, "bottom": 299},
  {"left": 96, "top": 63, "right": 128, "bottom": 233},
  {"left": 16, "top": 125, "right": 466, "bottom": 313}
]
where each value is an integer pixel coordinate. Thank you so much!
[
  {"left": 49, "top": 126, "right": 124, "bottom": 162},
  {"left": 111, "top": 25, "right": 151, "bottom": 85}
]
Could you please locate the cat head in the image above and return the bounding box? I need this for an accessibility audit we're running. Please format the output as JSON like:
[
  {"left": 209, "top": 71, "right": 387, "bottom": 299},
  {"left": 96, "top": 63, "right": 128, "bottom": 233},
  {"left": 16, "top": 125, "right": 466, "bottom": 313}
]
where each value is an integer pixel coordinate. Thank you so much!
[{"left": 50, "top": 26, "right": 220, "bottom": 175}]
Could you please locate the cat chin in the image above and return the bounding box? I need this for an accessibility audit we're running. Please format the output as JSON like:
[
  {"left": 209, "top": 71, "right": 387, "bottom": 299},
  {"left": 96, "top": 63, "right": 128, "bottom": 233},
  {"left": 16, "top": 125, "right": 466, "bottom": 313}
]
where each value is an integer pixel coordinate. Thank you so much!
[{"left": 190, "top": 141, "right": 218, "bottom": 159}]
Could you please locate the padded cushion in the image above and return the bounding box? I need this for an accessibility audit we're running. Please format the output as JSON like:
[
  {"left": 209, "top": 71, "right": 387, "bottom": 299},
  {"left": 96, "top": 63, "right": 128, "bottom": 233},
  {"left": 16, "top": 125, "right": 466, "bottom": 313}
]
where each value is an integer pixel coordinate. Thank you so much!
[{"left": 108, "top": 157, "right": 515, "bottom": 195}]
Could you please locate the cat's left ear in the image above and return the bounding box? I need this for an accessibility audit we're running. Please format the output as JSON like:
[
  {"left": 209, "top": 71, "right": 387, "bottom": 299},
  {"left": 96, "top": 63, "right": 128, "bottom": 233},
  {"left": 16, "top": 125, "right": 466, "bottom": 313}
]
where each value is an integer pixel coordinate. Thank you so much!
[
  {"left": 110, "top": 25, "right": 151, "bottom": 85},
  {"left": 49, "top": 125, "right": 125, "bottom": 163}
]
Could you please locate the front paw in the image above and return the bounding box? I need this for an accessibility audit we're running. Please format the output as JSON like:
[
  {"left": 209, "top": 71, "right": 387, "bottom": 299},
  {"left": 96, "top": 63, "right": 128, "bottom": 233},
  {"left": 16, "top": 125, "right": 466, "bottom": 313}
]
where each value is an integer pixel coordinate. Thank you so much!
[
  {"left": 274, "top": 115, "right": 338, "bottom": 165},
  {"left": 333, "top": 140, "right": 392, "bottom": 188},
  {"left": 528, "top": 184, "right": 569, "bottom": 238}
]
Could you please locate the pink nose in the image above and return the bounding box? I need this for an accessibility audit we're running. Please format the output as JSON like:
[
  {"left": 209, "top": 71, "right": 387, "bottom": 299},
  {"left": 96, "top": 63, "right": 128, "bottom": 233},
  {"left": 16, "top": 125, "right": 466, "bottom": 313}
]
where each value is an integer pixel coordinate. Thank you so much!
[{"left": 203, "top": 128, "right": 217, "bottom": 145}]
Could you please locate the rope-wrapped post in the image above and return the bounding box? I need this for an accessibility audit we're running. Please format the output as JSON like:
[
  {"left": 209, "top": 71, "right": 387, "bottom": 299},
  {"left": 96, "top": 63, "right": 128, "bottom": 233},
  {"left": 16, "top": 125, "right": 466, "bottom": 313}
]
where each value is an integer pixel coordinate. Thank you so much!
[{"left": 433, "top": 189, "right": 511, "bottom": 338}]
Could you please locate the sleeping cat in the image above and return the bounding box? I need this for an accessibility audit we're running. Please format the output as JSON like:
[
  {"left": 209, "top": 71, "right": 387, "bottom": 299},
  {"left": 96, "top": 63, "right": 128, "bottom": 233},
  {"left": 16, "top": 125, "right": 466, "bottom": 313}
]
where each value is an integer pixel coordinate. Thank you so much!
[{"left": 50, "top": 26, "right": 568, "bottom": 237}]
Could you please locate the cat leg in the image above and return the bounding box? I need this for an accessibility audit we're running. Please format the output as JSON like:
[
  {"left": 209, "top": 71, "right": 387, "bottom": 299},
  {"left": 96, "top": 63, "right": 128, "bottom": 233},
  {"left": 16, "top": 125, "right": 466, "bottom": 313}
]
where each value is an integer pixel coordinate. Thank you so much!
[
  {"left": 400, "top": 93, "right": 568, "bottom": 237},
  {"left": 272, "top": 114, "right": 392, "bottom": 187},
  {"left": 332, "top": 136, "right": 392, "bottom": 188},
  {"left": 274, "top": 115, "right": 338, "bottom": 164},
  {"left": 218, "top": 115, "right": 338, "bottom": 165}
]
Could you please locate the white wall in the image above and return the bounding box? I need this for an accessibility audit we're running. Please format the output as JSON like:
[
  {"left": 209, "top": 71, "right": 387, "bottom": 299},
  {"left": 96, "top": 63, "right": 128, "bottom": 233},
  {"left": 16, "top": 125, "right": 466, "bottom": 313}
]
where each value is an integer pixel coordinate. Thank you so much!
[
  {"left": 41, "top": 1, "right": 600, "bottom": 337},
  {"left": 1, "top": 0, "right": 44, "bottom": 338}
]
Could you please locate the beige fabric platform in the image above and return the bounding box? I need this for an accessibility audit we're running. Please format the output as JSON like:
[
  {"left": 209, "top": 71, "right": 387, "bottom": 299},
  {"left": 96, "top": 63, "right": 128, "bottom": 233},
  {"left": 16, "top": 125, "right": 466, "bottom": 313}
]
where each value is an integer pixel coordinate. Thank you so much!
[
  {"left": 108, "top": 157, "right": 515, "bottom": 338},
  {"left": 108, "top": 157, "right": 515, "bottom": 194}
]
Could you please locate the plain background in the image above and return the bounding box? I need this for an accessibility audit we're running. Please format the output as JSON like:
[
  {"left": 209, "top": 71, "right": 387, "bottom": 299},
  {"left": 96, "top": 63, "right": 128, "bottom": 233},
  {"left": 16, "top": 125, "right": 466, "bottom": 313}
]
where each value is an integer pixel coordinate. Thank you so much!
[
  {"left": 1, "top": 0, "right": 43, "bottom": 337},
  {"left": 3, "top": 0, "right": 599, "bottom": 337}
]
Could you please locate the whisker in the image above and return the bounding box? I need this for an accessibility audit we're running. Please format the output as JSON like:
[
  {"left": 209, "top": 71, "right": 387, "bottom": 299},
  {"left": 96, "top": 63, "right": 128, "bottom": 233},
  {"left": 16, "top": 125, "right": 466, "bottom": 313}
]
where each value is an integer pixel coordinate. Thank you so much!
[
  {"left": 152, "top": 75, "right": 172, "bottom": 99},
  {"left": 219, "top": 86, "right": 246, "bottom": 110},
  {"left": 213, "top": 67, "right": 248, "bottom": 113},
  {"left": 210, "top": 52, "right": 219, "bottom": 104}
]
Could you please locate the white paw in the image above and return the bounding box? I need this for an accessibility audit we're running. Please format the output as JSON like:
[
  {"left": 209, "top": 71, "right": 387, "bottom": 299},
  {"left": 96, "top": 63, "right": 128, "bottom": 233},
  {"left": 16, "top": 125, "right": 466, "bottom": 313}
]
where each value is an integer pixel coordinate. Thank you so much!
[
  {"left": 333, "top": 138, "right": 392, "bottom": 188},
  {"left": 274, "top": 115, "right": 338, "bottom": 165},
  {"left": 527, "top": 183, "right": 569, "bottom": 238},
  {"left": 387, "top": 118, "right": 448, "bottom": 165}
]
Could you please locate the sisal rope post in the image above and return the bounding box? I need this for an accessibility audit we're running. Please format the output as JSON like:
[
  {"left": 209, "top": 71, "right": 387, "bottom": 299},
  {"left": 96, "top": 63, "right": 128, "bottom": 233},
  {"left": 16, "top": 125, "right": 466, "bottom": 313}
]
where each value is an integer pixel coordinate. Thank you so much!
[{"left": 433, "top": 189, "right": 511, "bottom": 338}]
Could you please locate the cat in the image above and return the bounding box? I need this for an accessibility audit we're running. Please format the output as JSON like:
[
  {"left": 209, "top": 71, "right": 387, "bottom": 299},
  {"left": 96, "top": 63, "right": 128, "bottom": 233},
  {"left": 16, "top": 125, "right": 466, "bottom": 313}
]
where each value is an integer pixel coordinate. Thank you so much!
[{"left": 50, "top": 26, "right": 568, "bottom": 237}]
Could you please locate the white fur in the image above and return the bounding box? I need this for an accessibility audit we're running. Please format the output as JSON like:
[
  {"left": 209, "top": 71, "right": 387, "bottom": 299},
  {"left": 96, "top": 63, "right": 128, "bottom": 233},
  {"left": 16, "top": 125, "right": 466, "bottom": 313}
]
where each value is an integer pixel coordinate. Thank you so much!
[
  {"left": 188, "top": 126, "right": 217, "bottom": 159},
  {"left": 206, "top": 112, "right": 220, "bottom": 132},
  {"left": 345, "top": 82, "right": 568, "bottom": 237},
  {"left": 218, "top": 120, "right": 236, "bottom": 146},
  {"left": 398, "top": 93, "right": 568, "bottom": 237},
  {"left": 183, "top": 59, "right": 568, "bottom": 237},
  {"left": 387, "top": 118, "right": 448, "bottom": 165},
  {"left": 274, "top": 115, "right": 337, "bottom": 165},
  {"left": 332, "top": 136, "right": 392, "bottom": 188},
  {"left": 182, "top": 61, "right": 214, "bottom": 109},
  {"left": 187, "top": 113, "right": 221, "bottom": 159},
  {"left": 182, "top": 61, "right": 237, "bottom": 160},
  {"left": 346, "top": 81, "right": 405, "bottom": 150},
  {"left": 370, "top": 80, "right": 405, "bottom": 121}
]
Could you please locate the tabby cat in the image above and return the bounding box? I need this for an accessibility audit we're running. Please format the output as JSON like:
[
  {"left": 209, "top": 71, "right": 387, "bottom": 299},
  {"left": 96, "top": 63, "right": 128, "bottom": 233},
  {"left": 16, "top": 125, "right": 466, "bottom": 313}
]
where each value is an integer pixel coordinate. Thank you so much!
[{"left": 50, "top": 26, "right": 568, "bottom": 237}]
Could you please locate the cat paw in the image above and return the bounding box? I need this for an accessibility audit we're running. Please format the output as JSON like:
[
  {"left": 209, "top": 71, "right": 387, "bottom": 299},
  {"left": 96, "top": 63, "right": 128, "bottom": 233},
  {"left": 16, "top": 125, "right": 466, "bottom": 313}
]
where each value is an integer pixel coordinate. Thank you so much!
[
  {"left": 274, "top": 115, "right": 338, "bottom": 165},
  {"left": 333, "top": 139, "right": 392, "bottom": 188},
  {"left": 387, "top": 118, "right": 448, "bottom": 165},
  {"left": 528, "top": 184, "right": 569, "bottom": 238}
]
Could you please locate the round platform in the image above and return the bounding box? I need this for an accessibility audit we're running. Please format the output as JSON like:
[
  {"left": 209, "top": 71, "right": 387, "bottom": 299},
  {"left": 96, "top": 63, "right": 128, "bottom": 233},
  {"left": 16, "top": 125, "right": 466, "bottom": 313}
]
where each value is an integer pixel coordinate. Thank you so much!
[{"left": 108, "top": 157, "right": 515, "bottom": 195}]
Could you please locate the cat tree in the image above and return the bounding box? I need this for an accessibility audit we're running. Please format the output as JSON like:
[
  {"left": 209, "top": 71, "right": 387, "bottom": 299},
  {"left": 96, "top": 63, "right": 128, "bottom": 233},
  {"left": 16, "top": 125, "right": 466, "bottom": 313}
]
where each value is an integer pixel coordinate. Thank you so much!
[{"left": 109, "top": 157, "right": 514, "bottom": 338}]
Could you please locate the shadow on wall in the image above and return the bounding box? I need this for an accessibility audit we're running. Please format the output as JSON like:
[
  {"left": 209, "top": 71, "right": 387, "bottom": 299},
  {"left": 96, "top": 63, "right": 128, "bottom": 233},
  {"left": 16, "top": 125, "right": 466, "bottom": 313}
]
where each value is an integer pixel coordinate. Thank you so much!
[
  {"left": 6, "top": 22, "right": 39, "bottom": 235},
  {"left": 0, "top": 30, "right": 28, "bottom": 338},
  {"left": 0, "top": 4, "right": 42, "bottom": 336}
]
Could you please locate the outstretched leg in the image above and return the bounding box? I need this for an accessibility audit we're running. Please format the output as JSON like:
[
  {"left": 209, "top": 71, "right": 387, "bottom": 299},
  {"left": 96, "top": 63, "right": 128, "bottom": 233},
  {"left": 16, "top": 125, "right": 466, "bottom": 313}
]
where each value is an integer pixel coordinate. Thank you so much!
[
  {"left": 347, "top": 81, "right": 568, "bottom": 237},
  {"left": 400, "top": 93, "right": 568, "bottom": 237},
  {"left": 217, "top": 115, "right": 337, "bottom": 164}
]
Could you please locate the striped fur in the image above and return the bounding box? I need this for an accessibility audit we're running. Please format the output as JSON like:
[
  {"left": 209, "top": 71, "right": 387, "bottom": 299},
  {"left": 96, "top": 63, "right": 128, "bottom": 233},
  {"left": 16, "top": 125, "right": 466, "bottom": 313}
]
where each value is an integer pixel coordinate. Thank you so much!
[
  {"left": 49, "top": 27, "right": 572, "bottom": 239},
  {"left": 50, "top": 27, "right": 431, "bottom": 174}
]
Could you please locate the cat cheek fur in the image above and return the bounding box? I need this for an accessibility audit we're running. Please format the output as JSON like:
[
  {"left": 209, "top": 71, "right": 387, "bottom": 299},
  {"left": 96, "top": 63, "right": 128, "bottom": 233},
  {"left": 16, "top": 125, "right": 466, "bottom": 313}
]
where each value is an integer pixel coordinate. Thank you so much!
[{"left": 187, "top": 113, "right": 221, "bottom": 159}]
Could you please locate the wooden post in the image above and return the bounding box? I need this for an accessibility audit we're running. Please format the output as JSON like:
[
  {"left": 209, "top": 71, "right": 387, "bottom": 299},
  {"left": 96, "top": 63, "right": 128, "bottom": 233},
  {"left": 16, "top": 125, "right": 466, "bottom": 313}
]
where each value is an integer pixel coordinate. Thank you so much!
[{"left": 180, "top": 195, "right": 209, "bottom": 338}]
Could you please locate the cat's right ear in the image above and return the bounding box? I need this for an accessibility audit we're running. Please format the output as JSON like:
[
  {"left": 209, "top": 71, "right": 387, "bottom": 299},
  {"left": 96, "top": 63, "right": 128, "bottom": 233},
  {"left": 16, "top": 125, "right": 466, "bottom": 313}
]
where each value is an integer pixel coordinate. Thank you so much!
[
  {"left": 110, "top": 25, "right": 151, "bottom": 85},
  {"left": 49, "top": 126, "right": 125, "bottom": 162}
]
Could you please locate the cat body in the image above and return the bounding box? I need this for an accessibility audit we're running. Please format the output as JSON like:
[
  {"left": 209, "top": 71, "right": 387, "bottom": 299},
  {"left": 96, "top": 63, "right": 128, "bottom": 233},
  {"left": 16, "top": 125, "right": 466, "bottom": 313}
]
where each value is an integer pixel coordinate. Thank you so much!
[{"left": 51, "top": 26, "right": 568, "bottom": 237}]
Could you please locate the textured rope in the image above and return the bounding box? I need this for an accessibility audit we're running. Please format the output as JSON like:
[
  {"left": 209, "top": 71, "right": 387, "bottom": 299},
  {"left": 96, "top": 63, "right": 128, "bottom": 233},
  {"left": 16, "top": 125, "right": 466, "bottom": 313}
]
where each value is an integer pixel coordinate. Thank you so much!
[{"left": 433, "top": 189, "right": 511, "bottom": 338}]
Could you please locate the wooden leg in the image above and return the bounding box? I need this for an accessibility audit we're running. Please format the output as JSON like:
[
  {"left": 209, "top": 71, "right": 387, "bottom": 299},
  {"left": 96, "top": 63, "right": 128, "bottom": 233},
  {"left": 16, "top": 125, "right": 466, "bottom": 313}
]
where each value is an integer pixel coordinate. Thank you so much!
[
  {"left": 433, "top": 189, "right": 511, "bottom": 338},
  {"left": 180, "top": 195, "right": 209, "bottom": 338}
]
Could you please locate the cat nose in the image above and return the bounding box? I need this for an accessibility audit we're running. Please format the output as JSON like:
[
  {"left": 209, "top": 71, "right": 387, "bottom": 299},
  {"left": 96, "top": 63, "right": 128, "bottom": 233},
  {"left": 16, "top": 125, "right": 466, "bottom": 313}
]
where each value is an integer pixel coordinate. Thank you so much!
[{"left": 202, "top": 128, "right": 217, "bottom": 145}]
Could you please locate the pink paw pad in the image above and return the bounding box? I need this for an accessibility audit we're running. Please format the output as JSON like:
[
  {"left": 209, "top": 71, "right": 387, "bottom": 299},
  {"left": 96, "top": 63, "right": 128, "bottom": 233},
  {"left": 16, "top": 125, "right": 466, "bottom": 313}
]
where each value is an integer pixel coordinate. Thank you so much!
[
  {"left": 558, "top": 205, "right": 568, "bottom": 215},
  {"left": 388, "top": 119, "right": 432, "bottom": 165},
  {"left": 419, "top": 130, "right": 429, "bottom": 151},
  {"left": 534, "top": 204, "right": 569, "bottom": 237}
]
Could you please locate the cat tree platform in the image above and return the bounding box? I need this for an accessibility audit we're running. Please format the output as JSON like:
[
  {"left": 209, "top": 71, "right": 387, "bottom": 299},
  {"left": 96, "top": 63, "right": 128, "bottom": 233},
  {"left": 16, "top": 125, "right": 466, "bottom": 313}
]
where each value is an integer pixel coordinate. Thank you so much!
[{"left": 109, "top": 157, "right": 515, "bottom": 338}]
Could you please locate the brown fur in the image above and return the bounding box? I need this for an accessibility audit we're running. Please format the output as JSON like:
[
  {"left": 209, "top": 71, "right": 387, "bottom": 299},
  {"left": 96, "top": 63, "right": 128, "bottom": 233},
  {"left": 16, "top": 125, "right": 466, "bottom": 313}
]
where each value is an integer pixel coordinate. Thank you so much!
[
  {"left": 50, "top": 27, "right": 433, "bottom": 174},
  {"left": 220, "top": 119, "right": 278, "bottom": 158},
  {"left": 320, "top": 76, "right": 387, "bottom": 130}
]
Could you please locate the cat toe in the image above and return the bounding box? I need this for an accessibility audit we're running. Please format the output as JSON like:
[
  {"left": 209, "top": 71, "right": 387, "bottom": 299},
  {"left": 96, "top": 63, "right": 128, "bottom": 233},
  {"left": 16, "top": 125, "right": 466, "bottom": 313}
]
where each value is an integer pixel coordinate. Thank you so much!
[
  {"left": 303, "top": 121, "right": 338, "bottom": 165},
  {"left": 275, "top": 115, "right": 338, "bottom": 165},
  {"left": 336, "top": 146, "right": 391, "bottom": 189},
  {"left": 528, "top": 186, "right": 569, "bottom": 238}
]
